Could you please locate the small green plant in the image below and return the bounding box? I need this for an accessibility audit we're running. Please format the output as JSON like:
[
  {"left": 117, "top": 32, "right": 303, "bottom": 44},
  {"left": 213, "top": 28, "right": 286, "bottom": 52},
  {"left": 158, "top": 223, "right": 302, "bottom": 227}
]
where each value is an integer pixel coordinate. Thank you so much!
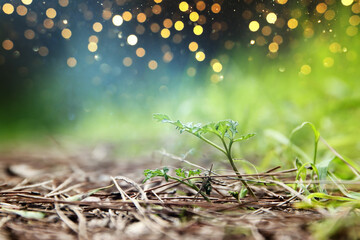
[
  {"left": 143, "top": 167, "right": 211, "bottom": 201},
  {"left": 153, "top": 113, "right": 256, "bottom": 199}
]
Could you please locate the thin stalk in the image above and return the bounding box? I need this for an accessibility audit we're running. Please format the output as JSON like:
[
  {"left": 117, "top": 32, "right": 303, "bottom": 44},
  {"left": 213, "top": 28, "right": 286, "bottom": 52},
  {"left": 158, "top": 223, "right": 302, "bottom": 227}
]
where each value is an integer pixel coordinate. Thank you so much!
[
  {"left": 168, "top": 176, "right": 211, "bottom": 202},
  {"left": 225, "top": 140, "right": 257, "bottom": 199},
  {"left": 193, "top": 133, "right": 227, "bottom": 155}
]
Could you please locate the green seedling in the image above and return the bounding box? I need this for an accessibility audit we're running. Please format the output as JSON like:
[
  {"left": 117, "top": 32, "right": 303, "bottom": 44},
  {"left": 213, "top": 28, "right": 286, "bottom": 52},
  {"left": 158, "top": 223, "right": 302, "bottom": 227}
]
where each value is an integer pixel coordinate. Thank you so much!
[
  {"left": 143, "top": 167, "right": 211, "bottom": 201},
  {"left": 153, "top": 113, "right": 256, "bottom": 199}
]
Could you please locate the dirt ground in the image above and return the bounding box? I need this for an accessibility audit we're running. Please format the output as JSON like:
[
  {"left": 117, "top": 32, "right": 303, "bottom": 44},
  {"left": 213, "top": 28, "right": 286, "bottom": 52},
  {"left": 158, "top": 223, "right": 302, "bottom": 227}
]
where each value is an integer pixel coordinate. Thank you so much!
[{"left": 0, "top": 150, "right": 336, "bottom": 240}]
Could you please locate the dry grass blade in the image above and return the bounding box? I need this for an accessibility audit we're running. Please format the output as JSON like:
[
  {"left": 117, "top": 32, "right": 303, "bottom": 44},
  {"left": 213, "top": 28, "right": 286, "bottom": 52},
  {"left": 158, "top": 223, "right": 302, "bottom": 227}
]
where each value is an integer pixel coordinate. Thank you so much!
[
  {"left": 55, "top": 201, "right": 79, "bottom": 234},
  {"left": 70, "top": 206, "right": 88, "bottom": 240},
  {"left": 112, "top": 175, "right": 148, "bottom": 201}
]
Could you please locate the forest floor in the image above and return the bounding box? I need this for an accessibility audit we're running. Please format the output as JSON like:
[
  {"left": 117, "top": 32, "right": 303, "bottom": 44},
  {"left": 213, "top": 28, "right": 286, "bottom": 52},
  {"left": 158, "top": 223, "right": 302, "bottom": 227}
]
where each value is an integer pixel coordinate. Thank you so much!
[{"left": 0, "top": 149, "right": 357, "bottom": 240}]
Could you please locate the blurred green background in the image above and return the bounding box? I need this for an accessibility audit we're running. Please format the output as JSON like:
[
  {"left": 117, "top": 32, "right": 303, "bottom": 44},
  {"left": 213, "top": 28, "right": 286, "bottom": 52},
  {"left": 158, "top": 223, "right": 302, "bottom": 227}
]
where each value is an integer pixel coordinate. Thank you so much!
[{"left": 0, "top": 0, "right": 359, "bottom": 173}]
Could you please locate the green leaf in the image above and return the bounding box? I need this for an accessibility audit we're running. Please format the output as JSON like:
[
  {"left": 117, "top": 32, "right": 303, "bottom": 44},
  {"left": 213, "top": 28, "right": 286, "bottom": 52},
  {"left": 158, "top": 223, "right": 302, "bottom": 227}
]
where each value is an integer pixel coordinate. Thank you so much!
[
  {"left": 153, "top": 113, "right": 171, "bottom": 122},
  {"left": 143, "top": 167, "right": 170, "bottom": 183},
  {"left": 233, "top": 133, "right": 256, "bottom": 142},
  {"left": 290, "top": 121, "right": 320, "bottom": 142},
  {"left": 2, "top": 208, "right": 45, "bottom": 219}
]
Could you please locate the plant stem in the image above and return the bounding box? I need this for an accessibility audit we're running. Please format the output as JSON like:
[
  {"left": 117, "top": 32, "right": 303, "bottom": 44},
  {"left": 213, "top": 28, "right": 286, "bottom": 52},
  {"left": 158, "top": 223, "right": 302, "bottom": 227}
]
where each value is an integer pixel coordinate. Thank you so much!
[
  {"left": 225, "top": 140, "right": 257, "bottom": 200},
  {"left": 168, "top": 176, "right": 211, "bottom": 202},
  {"left": 194, "top": 133, "right": 227, "bottom": 155}
]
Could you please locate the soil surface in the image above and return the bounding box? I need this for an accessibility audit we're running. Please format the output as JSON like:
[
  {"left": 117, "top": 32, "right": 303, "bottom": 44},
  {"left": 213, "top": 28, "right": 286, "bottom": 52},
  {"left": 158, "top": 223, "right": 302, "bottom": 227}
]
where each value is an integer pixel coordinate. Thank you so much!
[{"left": 0, "top": 150, "right": 327, "bottom": 240}]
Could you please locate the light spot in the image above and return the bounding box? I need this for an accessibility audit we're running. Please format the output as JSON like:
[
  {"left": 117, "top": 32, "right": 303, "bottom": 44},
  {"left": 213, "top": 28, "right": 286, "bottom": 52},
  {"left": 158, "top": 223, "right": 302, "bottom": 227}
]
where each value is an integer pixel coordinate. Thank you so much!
[
  {"left": 67, "top": 57, "right": 77, "bottom": 68},
  {"left": 211, "top": 3, "right": 221, "bottom": 13},
  {"left": 190, "top": 12, "right": 199, "bottom": 22},
  {"left": 300, "top": 65, "right": 311, "bottom": 75},
  {"left": 179, "top": 2, "right": 189, "bottom": 12},
  {"left": 188, "top": 42, "right": 198, "bottom": 52},
  {"left": 61, "top": 28, "right": 72, "bottom": 39},
  {"left": 287, "top": 18, "right": 298, "bottom": 29},
  {"left": 3, "top": 3, "right": 14, "bottom": 14},
  {"left": 266, "top": 13, "right": 277, "bottom": 24},
  {"left": 88, "top": 42, "right": 98, "bottom": 52},
  {"left": 193, "top": 25, "right": 203, "bottom": 35},
  {"left": 46, "top": 8, "right": 57, "bottom": 19},
  {"left": 122, "top": 11, "right": 132, "bottom": 21},
  {"left": 93, "top": 22, "right": 103, "bottom": 32},
  {"left": 148, "top": 60, "right": 158, "bottom": 70},
  {"left": 123, "top": 57, "right": 132, "bottom": 67},
  {"left": 341, "top": 0, "right": 353, "bottom": 6},
  {"left": 249, "top": 21, "right": 260, "bottom": 32},
  {"left": 127, "top": 34, "right": 138, "bottom": 45},
  {"left": 2, "top": 39, "right": 14, "bottom": 50},
  {"left": 136, "top": 47, "right": 145, "bottom": 57},
  {"left": 195, "top": 51, "right": 205, "bottom": 61},
  {"left": 161, "top": 28, "right": 171, "bottom": 38},
  {"left": 174, "top": 21, "right": 184, "bottom": 31},
  {"left": 112, "top": 15, "right": 123, "bottom": 26}
]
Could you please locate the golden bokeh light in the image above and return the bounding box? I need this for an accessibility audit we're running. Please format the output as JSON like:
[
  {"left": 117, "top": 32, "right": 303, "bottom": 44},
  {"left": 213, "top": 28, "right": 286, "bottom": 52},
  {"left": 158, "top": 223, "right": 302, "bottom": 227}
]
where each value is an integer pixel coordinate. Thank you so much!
[
  {"left": 127, "top": 34, "right": 138, "bottom": 45},
  {"left": 16, "top": 5, "right": 28, "bottom": 16},
  {"left": 329, "top": 42, "right": 341, "bottom": 53},
  {"left": 89, "top": 35, "right": 98, "bottom": 43},
  {"left": 190, "top": 12, "right": 200, "bottom": 22},
  {"left": 136, "top": 47, "right": 146, "bottom": 57},
  {"left": 61, "top": 28, "right": 72, "bottom": 39},
  {"left": 300, "top": 64, "right": 311, "bottom": 75},
  {"left": 93, "top": 22, "right": 103, "bottom": 32},
  {"left": 188, "top": 42, "right": 199, "bottom": 52},
  {"left": 152, "top": 5, "right": 162, "bottom": 15},
  {"left": 346, "top": 26, "right": 358, "bottom": 36},
  {"left": 179, "top": 2, "right": 189, "bottom": 12},
  {"left": 174, "top": 21, "right": 184, "bottom": 31},
  {"left": 3, "top": 3, "right": 14, "bottom": 15},
  {"left": 276, "top": 0, "right": 288, "bottom": 4},
  {"left": 46, "top": 8, "right": 57, "bottom": 19},
  {"left": 212, "top": 62, "right": 223, "bottom": 72},
  {"left": 316, "top": 3, "right": 327, "bottom": 14},
  {"left": 196, "top": 1, "right": 206, "bottom": 11},
  {"left": 122, "top": 11, "right": 132, "bottom": 21},
  {"left": 193, "top": 25, "right": 203, "bottom": 35},
  {"left": 352, "top": 3, "right": 360, "bottom": 13},
  {"left": 43, "top": 19, "right": 55, "bottom": 29},
  {"left": 273, "top": 35, "right": 283, "bottom": 45},
  {"left": 137, "top": 13, "right": 146, "bottom": 23},
  {"left": 88, "top": 42, "right": 98, "bottom": 52},
  {"left": 266, "top": 12, "right": 277, "bottom": 24},
  {"left": 112, "top": 15, "right": 123, "bottom": 26},
  {"left": 58, "top": 0, "right": 69, "bottom": 7},
  {"left": 102, "top": 9, "right": 112, "bottom": 20},
  {"left": 323, "top": 57, "right": 334, "bottom": 68},
  {"left": 268, "top": 42, "right": 279, "bottom": 53},
  {"left": 2, "top": 40, "right": 14, "bottom": 51},
  {"left": 163, "top": 51, "right": 173, "bottom": 63},
  {"left": 39, "top": 46, "right": 49, "bottom": 57},
  {"left": 211, "top": 3, "right": 221, "bottom": 14},
  {"left": 150, "top": 23, "right": 160, "bottom": 33},
  {"left": 324, "top": 10, "right": 335, "bottom": 20},
  {"left": 123, "top": 57, "right": 132, "bottom": 67},
  {"left": 24, "top": 29, "right": 35, "bottom": 40},
  {"left": 160, "top": 28, "right": 171, "bottom": 38},
  {"left": 261, "top": 26, "right": 272, "bottom": 36},
  {"left": 249, "top": 21, "right": 260, "bottom": 32},
  {"left": 148, "top": 60, "right": 158, "bottom": 70},
  {"left": 287, "top": 18, "right": 298, "bottom": 29},
  {"left": 21, "top": 0, "right": 33, "bottom": 5},
  {"left": 163, "top": 18, "right": 173, "bottom": 28},
  {"left": 341, "top": 0, "right": 353, "bottom": 6},
  {"left": 154, "top": 0, "right": 162, "bottom": 3},
  {"left": 67, "top": 57, "right": 77, "bottom": 68},
  {"left": 195, "top": 51, "right": 205, "bottom": 61},
  {"left": 349, "top": 15, "right": 360, "bottom": 26}
]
